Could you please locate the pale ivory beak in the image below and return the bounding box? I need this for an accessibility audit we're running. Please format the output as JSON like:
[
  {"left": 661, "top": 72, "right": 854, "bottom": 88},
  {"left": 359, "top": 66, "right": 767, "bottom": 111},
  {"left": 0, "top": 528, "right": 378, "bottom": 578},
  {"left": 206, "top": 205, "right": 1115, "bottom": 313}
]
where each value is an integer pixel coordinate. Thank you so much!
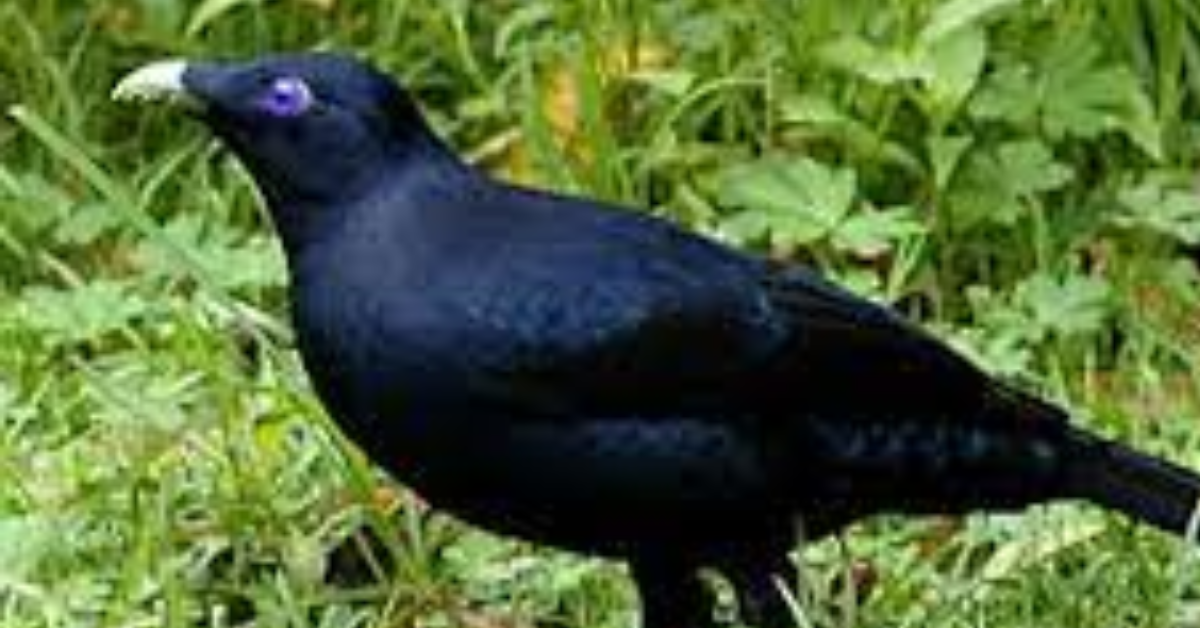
[{"left": 111, "top": 60, "right": 197, "bottom": 106}]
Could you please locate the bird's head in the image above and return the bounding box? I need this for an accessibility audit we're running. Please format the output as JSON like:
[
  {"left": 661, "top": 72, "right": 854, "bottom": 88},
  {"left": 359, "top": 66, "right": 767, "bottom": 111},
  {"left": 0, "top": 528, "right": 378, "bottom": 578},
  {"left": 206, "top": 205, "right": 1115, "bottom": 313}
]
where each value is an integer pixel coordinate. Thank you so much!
[{"left": 113, "top": 52, "right": 438, "bottom": 209}]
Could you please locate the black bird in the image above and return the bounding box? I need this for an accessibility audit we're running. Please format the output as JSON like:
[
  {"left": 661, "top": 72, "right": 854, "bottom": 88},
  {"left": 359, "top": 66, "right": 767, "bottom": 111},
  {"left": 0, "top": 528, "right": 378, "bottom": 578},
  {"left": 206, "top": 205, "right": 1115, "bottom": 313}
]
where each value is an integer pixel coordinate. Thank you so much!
[{"left": 114, "top": 53, "right": 1200, "bottom": 627}]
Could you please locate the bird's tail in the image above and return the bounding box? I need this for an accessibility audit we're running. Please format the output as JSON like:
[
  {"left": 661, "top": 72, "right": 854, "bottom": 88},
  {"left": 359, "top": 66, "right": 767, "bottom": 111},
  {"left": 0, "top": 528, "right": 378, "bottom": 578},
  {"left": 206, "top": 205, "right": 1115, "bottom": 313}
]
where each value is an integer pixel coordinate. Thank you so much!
[{"left": 1062, "top": 429, "right": 1200, "bottom": 539}]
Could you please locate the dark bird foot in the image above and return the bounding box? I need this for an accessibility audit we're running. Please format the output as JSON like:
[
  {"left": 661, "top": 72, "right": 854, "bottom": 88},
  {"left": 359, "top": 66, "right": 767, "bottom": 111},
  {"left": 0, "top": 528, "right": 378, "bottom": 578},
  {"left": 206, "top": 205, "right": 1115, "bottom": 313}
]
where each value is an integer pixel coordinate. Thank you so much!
[{"left": 632, "top": 558, "right": 720, "bottom": 628}]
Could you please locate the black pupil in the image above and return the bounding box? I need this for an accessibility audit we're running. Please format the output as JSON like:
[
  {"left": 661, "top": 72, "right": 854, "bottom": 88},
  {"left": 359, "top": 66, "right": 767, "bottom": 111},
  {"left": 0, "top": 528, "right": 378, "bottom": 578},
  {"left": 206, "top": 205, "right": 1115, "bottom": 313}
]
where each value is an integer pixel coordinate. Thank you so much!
[{"left": 267, "top": 79, "right": 306, "bottom": 114}]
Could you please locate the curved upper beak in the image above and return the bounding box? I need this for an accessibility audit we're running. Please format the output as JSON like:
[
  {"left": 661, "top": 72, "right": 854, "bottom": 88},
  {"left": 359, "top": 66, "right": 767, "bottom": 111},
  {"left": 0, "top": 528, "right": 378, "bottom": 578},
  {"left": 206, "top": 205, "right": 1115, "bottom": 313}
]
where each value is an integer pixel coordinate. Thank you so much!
[{"left": 112, "top": 60, "right": 202, "bottom": 108}]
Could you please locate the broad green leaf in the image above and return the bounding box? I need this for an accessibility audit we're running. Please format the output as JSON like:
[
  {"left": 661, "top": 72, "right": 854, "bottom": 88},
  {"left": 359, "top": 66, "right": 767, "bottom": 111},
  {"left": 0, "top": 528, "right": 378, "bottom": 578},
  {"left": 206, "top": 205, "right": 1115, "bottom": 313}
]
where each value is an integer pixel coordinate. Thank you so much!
[
  {"left": 719, "top": 157, "right": 854, "bottom": 219},
  {"left": 718, "top": 157, "right": 857, "bottom": 250},
  {"left": 135, "top": 214, "right": 285, "bottom": 291},
  {"left": 970, "top": 64, "right": 1039, "bottom": 124},
  {"left": 1114, "top": 180, "right": 1200, "bottom": 245},
  {"left": 955, "top": 285, "right": 1040, "bottom": 377},
  {"left": 778, "top": 96, "right": 924, "bottom": 174},
  {"left": 946, "top": 140, "right": 1072, "bottom": 228},
  {"left": 0, "top": 515, "right": 60, "bottom": 579},
  {"left": 927, "top": 134, "right": 973, "bottom": 191},
  {"left": 631, "top": 69, "right": 698, "bottom": 97},
  {"left": 779, "top": 94, "right": 850, "bottom": 127},
  {"left": 922, "top": 26, "right": 988, "bottom": 117},
  {"left": 833, "top": 205, "right": 925, "bottom": 257},
  {"left": 819, "top": 36, "right": 929, "bottom": 85},
  {"left": 52, "top": 201, "right": 123, "bottom": 246},
  {"left": 920, "top": 0, "right": 1026, "bottom": 44},
  {"left": 993, "top": 140, "right": 1074, "bottom": 197},
  {"left": 19, "top": 281, "right": 150, "bottom": 346},
  {"left": 1016, "top": 273, "right": 1112, "bottom": 337},
  {"left": 970, "top": 31, "right": 1163, "bottom": 158},
  {"left": 1038, "top": 35, "right": 1154, "bottom": 148}
]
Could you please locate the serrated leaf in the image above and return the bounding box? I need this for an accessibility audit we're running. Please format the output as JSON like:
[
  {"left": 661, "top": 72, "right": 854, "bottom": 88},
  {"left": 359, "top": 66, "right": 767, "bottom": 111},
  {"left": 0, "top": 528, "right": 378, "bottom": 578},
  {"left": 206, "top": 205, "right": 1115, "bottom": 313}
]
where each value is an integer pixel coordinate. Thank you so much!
[
  {"left": 832, "top": 205, "right": 925, "bottom": 257},
  {"left": 993, "top": 140, "right": 1074, "bottom": 197},
  {"left": 1114, "top": 180, "right": 1200, "bottom": 244},
  {"left": 1016, "top": 273, "right": 1112, "bottom": 337},
  {"left": 135, "top": 214, "right": 284, "bottom": 291},
  {"left": 954, "top": 285, "right": 1042, "bottom": 377},
  {"left": 718, "top": 157, "right": 857, "bottom": 251},
  {"left": 1039, "top": 35, "right": 1142, "bottom": 141},
  {"left": 947, "top": 140, "right": 1072, "bottom": 228},
  {"left": 970, "top": 64, "right": 1039, "bottom": 124},
  {"left": 0, "top": 515, "right": 60, "bottom": 579},
  {"left": 52, "top": 201, "right": 123, "bottom": 246},
  {"left": 19, "top": 280, "right": 150, "bottom": 345},
  {"left": 970, "top": 30, "right": 1162, "bottom": 158},
  {"left": 719, "top": 157, "right": 854, "bottom": 218}
]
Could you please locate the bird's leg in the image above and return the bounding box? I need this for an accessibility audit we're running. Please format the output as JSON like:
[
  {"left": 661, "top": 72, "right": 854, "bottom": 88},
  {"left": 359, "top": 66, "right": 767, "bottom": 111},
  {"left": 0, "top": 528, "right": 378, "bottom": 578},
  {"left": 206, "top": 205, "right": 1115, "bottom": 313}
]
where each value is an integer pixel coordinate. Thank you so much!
[
  {"left": 630, "top": 557, "right": 716, "bottom": 628},
  {"left": 718, "top": 545, "right": 798, "bottom": 628}
]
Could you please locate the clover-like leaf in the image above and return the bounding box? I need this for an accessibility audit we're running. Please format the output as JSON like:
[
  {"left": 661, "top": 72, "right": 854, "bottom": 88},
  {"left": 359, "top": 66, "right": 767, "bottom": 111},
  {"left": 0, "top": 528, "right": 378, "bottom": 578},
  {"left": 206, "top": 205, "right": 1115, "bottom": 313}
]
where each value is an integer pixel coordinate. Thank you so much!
[
  {"left": 1015, "top": 273, "right": 1112, "bottom": 338},
  {"left": 1113, "top": 179, "right": 1200, "bottom": 245},
  {"left": 833, "top": 205, "right": 925, "bottom": 258},
  {"left": 718, "top": 156, "right": 857, "bottom": 250}
]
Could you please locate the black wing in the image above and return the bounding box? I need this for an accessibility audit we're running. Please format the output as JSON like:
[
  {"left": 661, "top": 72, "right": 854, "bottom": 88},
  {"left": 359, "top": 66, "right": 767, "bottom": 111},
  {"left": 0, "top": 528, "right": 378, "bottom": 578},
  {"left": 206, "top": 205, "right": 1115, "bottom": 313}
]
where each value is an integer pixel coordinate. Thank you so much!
[{"left": 436, "top": 187, "right": 992, "bottom": 423}]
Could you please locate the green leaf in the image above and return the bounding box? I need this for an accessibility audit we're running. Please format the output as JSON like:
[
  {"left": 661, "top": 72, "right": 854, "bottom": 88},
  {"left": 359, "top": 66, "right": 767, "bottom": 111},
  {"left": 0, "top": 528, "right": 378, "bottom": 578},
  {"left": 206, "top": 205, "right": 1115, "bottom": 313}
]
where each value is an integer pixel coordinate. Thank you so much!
[
  {"left": 778, "top": 96, "right": 923, "bottom": 173},
  {"left": 717, "top": 157, "right": 923, "bottom": 258},
  {"left": 52, "top": 201, "right": 123, "bottom": 246},
  {"left": 186, "top": 0, "right": 263, "bottom": 35},
  {"left": 946, "top": 139, "right": 1073, "bottom": 228},
  {"left": 993, "top": 140, "right": 1074, "bottom": 198},
  {"left": 135, "top": 214, "right": 285, "bottom": 291},
  {"left": 717, "top": 156, "right": 857, "bottom": 250},
  {"left": 819, "top": 36, "right": 929, "bottom": 85},
  {"left": 19, "top": 280, "right": 150, "bottom": 346},
  {"left": 631, "top": 69, "right": 697, "bottom": 97},
  {"left": 832, "top": 205, "right": 925, "bottom": 258},
  {"left": 927, "top": 134, "right": 973, "bottom": 191},
  {"left": 1015, "top": 273, "right": 1112, "bottom": 337},
  {"left": 922, "top": 26, "right": 988, "bottom": 117},
  {"left": 0, "top": 515, "right": 60, "bottom": 579},
  {"left": 1039, "top": 35, "right": 1150, "bottom": 145},
  {"left": 920, "top": 0, "right": 1026, "bottom": 44},
  {"left": 970, "top": 64, "right": 1039, "bottom": 125},
  {"left": 1113, "top": 179, "right": 1200, "bottom": 245},
  {"left": 980, "top": 516, "right": 1106, "bottom": 583},
  {"left": 970, "top": 30, "right": 1163, "bottom": 158},
  {"left": 954, "top": 285, "right": 1040, "bottom": 377},
  {"left": 779, "top": 95, "right": 848, "bottom": 127}
]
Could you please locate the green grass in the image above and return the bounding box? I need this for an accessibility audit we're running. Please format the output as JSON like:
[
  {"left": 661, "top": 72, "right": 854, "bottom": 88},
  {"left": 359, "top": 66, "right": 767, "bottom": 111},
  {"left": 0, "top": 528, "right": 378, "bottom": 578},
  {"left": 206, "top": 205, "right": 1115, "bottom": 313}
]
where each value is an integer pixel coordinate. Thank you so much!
[{"left": 1, "top": 0, "right": 1200, "bottom": 626}]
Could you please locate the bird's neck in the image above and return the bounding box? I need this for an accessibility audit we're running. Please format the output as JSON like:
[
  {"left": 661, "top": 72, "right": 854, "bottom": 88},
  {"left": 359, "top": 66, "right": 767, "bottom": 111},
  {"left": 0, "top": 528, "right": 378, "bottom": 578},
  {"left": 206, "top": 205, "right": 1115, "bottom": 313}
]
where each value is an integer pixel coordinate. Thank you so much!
[{"left": 268, "top": 134, "right": 472, "bottom": 261}]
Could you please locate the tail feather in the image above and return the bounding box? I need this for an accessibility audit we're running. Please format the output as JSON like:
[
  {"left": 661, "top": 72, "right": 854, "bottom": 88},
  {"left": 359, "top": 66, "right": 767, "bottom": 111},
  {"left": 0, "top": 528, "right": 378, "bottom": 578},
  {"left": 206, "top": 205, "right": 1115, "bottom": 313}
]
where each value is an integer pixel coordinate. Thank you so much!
[{"left": 1064, "top": 430, "right": 1200, "bottom": 538}]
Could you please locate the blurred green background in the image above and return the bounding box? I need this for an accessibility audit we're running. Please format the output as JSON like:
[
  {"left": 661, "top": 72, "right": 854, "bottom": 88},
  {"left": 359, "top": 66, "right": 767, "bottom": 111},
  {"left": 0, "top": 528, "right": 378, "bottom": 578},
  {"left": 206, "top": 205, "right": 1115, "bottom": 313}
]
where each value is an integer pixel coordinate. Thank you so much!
[{"left": 2, "top": 0, "right": 1200, "bottom": 626}]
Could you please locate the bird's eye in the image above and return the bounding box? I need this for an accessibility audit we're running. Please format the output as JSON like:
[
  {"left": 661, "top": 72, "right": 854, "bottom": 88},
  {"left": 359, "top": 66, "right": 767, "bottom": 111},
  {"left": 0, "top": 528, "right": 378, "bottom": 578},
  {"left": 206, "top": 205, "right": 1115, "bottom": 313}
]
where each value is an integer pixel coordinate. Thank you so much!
[{"left": 256, "top": 76, "right": 314, "bottom": 118}]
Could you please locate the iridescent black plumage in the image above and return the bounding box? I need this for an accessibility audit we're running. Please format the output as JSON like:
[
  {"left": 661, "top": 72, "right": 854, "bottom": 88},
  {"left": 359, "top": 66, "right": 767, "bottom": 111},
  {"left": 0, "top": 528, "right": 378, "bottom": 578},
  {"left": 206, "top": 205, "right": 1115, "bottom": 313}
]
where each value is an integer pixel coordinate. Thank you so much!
[{"left": 118, "top": 53, "right": 1200, "bottom": 628}]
